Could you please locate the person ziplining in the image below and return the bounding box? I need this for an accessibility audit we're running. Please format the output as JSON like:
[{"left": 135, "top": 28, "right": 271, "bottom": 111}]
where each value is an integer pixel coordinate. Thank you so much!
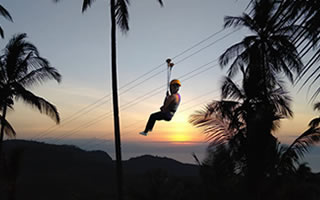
[{"left": 140, "top": 59, "right": 181, "bottom": 136}]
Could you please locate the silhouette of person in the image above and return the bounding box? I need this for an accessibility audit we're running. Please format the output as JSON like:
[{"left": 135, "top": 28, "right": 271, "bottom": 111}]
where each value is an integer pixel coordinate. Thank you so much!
[{"left": 140, "top": 79, "right": 181, "bottom": 136}]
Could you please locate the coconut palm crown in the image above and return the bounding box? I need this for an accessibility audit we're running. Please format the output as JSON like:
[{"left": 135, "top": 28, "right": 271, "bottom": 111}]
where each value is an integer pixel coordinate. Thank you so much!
[
  {"left": 220, "top": 0, "right": 303, "bottom": 89},
  {"left": 53, "top": 0, "right": 163, "bottom": 33},
  {"left": 0, "top": 33, "right": 61, "bottom": 140}
]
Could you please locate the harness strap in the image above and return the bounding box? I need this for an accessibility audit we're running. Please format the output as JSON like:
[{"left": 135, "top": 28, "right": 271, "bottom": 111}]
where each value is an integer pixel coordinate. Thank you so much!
[{"left": 167, "top": 66, "right": 172, "bottom": 95}]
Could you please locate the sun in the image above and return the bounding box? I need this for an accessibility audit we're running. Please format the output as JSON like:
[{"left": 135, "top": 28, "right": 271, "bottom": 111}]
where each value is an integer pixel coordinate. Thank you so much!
[
  {"left": 168, "top": 133, "right": 193, "bottom": 144},
  {"left": 148, "top": 112, "right": 202, "bottom": 143},
  {"left": 165, "top": 113, "right": 196, "bottom": 143}
]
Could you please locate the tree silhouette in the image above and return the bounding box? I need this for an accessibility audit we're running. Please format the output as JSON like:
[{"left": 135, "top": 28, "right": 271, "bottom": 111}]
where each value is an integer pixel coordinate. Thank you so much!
[
  {"left": 220, "top": 0, "right": 302, "bottom": 195},
  {"left": 53, "top": 1, "right": 163, "bottom": 199},
  {"left": 191, "top": 0, "right": 305, "bottom": 198},
  {"left": 193, "top": 123, "right": 320, "bottom": 200},
  {"left": 190, "top": 77, "right": 292, "bottom": 191},
  {"left": 219, "top": 0, "right": 302, "bottom": 87},
  {"left": 191, "top": 80, "right": 320, "bottom": 199},
  {"left": 0, "top": 4, "right": 13, "bottom": 38},
  {"left": 0, "top": 33, "right": 61, "bottom": 156}
]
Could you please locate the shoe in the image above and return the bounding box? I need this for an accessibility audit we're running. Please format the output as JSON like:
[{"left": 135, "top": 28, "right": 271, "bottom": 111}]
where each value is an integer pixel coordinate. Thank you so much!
[{"left": 139, "top": 131, "right": 148, "bottom": 136}]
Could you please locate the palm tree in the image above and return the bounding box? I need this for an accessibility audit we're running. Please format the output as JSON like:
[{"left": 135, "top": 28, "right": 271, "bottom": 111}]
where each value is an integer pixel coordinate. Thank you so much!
[
  {"left": 0, "top": 4, "right": 13, "bottom": 38},
  {"left": 0, "top": 33, "right": 61, "bottom": 155},
  {"left": 190, "top": 0, "right": 320, "bottom": 198},
  {"left": 219, "top": 0, "right": 302, "bottom": 192},
  {"left": 53, "top": 1, "right": 163, "bottom": 199},
  {"left": 192, "top": 107, "right": 320, "bottom": 199},
  {"left": 191, "top": 82, "right": 320, "bottom": 198},
  {"left": 191, "top": 0, "right": 304, "bottom": 198},
  {"left": 219, "top": 0, "right": 303, "bottom": 88},
  {"left": 190, "top": 76, "right": 292, "bottom": 180}
]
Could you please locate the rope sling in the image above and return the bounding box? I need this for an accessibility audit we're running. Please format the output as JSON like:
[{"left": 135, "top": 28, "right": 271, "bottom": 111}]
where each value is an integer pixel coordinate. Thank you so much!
[{"left": 166, "top": 58, "right": 174, "bottom": 96}]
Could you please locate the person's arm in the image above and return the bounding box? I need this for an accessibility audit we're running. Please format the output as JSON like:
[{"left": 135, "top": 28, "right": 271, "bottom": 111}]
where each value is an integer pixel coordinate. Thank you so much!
[{"left": 162, "top": 92, "right": 169, "bottom": 105}]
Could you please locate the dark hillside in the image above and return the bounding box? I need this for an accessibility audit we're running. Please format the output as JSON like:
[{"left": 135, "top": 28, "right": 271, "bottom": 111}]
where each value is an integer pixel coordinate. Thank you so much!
[
  {"left": 125, "top": 155, "right": 198, "bottom": 177},
  {"left": 0, "top": 140, "right": 200, "bottom": 200}
]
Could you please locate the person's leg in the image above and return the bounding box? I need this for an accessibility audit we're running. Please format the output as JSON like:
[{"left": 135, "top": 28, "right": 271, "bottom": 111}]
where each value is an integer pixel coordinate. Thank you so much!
[{"left": 144, "top": 111, "right": 166, "bottom": 132}]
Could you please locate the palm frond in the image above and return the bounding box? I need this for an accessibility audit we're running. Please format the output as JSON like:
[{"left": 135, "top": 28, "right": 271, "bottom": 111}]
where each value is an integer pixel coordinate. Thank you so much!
[
  {"left": 277, "top": 144, "right": 298, "bottom": 174},
  {"left": 82, "top": 0, "right": 96, "bottom": 13},
  {"left": 314, "top": 102, "right": 320, "bottom": 111},
  {"left": 192, "top": 152, "right": 201, "bottom": 166},
  {"left": 115, "top": 0, "right": 130, "bottom": 33},
  {"left": 300, "top": 61, "right": 320, "bottom": 93},
  {"left": 0, "top": 4, "right": 13, "bottom": 22},
  {"left": 11, "top": 52, "right": 33, "bottom": 81},
  {"left": 269, "top": 87, "right": 293, "bottom": 118},
  {"left": 276, "top": 24, "right": 304, "bottom": 38},
  {"left": 157, "top": 0, "right": 163, "bottom": 7},
  {"left": 190, "top": 100, "right": 242, "bottom": 145},
  {"left": 5, "top": 34, "right": 40, "bottom": 75},
  {"left": 307, "top": 67, "right": 320, "bottom": 93},
  {"left": 276, "top": 36, "right": 303, "bottom": 70},
  {"left": 0, "top": 115, "right": 16, "bottom": 137},
  {"left": 0, "top": 59, "right": 6, "bottom": 82},
  {"left": 241, "top": 13, "right": 259, "bottom": 33},
  {"left": 310, "top": 87, "right": 320, "bottom": 103},
  {"left": 6, "top": 33, "right": 28, "bottom": 50},
  {"left": 219, "top": 41, "right": 246, "bottom": 67},
  {"left": 0, "top": 27, "right": 3, "bottom": 39},
  {"left": 27, "top": 56, "right": 60, "bottom": 78},
  {"left": 227, "top": 50, "right": 249, "bottom": 78},
  {"left": 18, "top": 65, "right": 61, "bottom": 87},
  {"left": 190, "top": 111, "right": 233, "bottom": 145},
  {"left": 224, "top": 16, "right": 245, "bottom": 29},
  {"left": 52, "top": 0, "right": 95, "bottom": 13},
  {"left": 220, "top": 35, "right": 257, "bottom": 70},
  {"left": 285, "top": 127, "right": 320, "bottom": 161},
  {"left": 267, "top": 37, "right": 302, "bottom": 84},
  {"left": 2, "top": 33, "right": 61, "bottom": 86},
  {"left": 221, "top": 77, "right": 244, "bottom": 100},
  {"left": 14, "top": 84, "right": 60, "bottom": 124},
  {"left": 309, "top": 117, "right": 320, "bottom": 128},
  {"left": 208, "top": 100, "right": 241, "bottom": 120}
]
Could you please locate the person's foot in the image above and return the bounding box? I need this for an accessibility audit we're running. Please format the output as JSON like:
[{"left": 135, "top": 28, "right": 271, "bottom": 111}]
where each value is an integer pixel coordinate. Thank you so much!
[{"left": 139, "top": 131, "right": 148, "bottom": 136}]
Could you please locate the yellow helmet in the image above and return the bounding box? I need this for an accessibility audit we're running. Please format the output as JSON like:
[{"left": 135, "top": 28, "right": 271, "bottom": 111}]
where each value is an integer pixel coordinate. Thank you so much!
[{"left": 170, "top": 79, "right": 181, "bottom": 86}]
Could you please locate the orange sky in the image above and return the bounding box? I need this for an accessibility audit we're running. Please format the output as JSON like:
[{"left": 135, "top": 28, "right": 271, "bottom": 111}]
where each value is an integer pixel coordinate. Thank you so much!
[{"left": 2, "top": 0, "right": 319, "bottom": 158}]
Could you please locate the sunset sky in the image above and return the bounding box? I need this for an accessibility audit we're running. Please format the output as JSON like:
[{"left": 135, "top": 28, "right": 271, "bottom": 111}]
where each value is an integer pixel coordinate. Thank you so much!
[{"left": 1, "top": 0, "right": 319, "bottom": 169}]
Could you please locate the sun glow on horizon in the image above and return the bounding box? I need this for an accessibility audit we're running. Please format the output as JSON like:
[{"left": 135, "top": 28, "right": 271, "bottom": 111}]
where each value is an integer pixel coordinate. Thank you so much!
[
  {"left": 169, "top": 133, "right": 192, "bottom": 142},
  {"left": 162, "top": 112, "right": 201, "bottom": 143}
]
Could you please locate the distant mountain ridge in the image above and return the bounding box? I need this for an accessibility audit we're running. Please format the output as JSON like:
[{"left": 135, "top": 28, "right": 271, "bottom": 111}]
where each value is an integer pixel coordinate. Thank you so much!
[
  {"left": 2, "top": 139, "right": 198, "bottom": 175},
  {"left": 126, "top": 155, "right": 198, "bottom": 176},
  {"left": 0, "top": 140, "right": 200, "bottom": 200}
]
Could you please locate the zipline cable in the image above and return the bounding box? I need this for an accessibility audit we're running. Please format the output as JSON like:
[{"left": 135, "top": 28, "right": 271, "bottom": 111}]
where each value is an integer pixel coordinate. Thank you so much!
[
  {"left": 32, "top": 29, "right": 239, "bottom": 141},
  {"left": 32, "top": 29, "right": 231, "bottom": 140},
  {"left": 51, "top": 61, "right": 220, "bottom": 144}
]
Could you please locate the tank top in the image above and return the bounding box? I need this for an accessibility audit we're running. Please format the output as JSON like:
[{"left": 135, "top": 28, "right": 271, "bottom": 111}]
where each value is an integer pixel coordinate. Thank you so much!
[{"left": 167, "top": 93, "right": 181, "bottom": 116}]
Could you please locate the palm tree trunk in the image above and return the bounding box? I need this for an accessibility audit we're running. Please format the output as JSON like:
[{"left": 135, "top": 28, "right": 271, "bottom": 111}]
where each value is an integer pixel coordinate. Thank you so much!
[
  {"left": 110, "top": 0, "right": 124, "bottom": 200},
  {"left": 0, "top": 104, "right": 8, "bottom": 159}
]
